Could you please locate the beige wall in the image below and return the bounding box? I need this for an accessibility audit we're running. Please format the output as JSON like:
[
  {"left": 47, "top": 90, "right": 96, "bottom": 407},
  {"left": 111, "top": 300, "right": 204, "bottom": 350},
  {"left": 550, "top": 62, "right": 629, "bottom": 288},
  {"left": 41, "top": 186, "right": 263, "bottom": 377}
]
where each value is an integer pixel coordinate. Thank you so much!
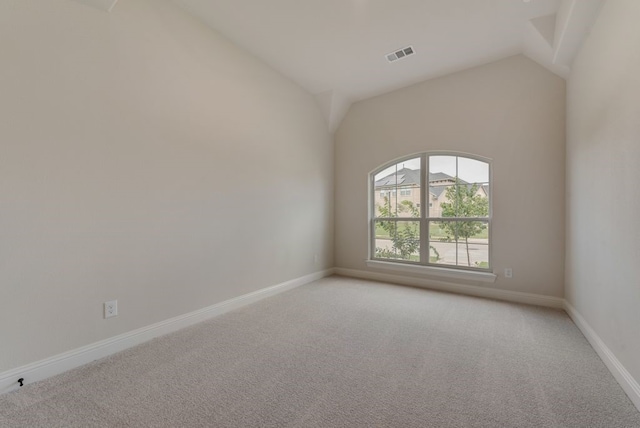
[
  {"left": 0, "top": 0, "right": 333, "bottom": 372},
  {"left": 566, "top": 0, "right": 640, "bottom": 384},
  {"left": 335, "top": 55, "right": 566, "bottom": 296}
]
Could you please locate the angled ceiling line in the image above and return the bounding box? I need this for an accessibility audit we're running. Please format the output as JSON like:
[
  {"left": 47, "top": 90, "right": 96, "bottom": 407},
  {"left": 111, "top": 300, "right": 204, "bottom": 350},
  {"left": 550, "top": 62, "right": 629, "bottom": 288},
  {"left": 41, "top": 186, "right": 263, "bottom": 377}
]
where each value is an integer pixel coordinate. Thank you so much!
[{"left": 72, "top": 0, "right": 119, "bottom": 13}]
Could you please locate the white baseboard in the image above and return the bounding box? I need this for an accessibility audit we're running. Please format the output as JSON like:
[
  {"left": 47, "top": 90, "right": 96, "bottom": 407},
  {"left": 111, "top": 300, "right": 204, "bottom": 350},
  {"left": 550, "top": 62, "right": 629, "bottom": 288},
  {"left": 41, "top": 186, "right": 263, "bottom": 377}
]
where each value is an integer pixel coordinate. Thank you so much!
[
  {"left": 0, "top": 268, "right": 334, "bottom": 395},
  {"left": 563, "top": 301, "right": 640, "bottom": 412},
  {"left": 334, "top": 267, "right": 564, "bottom": 309},
  {"left": 5, "top": 268, "right": 637, "bottom": 414}
]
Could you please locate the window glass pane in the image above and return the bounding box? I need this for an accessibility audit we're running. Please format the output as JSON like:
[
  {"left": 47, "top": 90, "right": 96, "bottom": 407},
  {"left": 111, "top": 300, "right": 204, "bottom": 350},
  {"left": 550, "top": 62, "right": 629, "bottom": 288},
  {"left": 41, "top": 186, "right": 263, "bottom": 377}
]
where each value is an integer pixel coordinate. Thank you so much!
[
  {"left": 429, "top": 221, "right": 458, "bottom": 266},
  {"left": 451, "top": 184, "right": 489, "bottom": 218},
  {"left": 430, "top": 241, "right": 457, "bottom": 266},
  {"left": 429, "top": 156, "right": 456, "bottom": 217},
  {"left": 429, "top": 155, "right": 457, "bottom": 177},
  {"left": 429, "top": 220, "right": 489, "bottom": 268},
  {"left": 374, "top": 220, "right": 420, "bottom": 262},
  {"left": 435, "top": 185, "right": 459, "bottom": 218},
  {"left": 458, "top": 157, "right": 489, "bottom": 184},
  {"left": 429, "top": 156, "right": 489, "bottom": 219},
  {"left": 456, "top": 157, "right": 489, "bottom": 218},
  {"left": 456, "top": 222, "right": 489, "bottom": 268},
  {"left": 374, "top": 158, "right": 420, "bottom": 218},
  {"left": 429, "top": 243, "right": 443, "bottom": 264},
  {"left": 374, "top": 188, "right": 398, "bottom": 218}
]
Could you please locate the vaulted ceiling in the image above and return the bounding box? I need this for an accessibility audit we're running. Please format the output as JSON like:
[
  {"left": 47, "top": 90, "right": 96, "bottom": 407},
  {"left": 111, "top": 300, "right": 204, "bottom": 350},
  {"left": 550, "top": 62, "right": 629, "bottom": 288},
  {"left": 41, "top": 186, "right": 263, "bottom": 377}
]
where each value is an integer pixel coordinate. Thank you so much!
[{"left": 75, "top": 0, "right": 603, "bottom": 132}]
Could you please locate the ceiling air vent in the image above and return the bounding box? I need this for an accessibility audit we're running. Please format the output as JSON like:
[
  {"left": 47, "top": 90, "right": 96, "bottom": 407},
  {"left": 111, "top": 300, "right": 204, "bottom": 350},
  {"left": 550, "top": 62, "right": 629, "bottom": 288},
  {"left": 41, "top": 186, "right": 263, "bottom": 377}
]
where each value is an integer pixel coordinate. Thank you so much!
[{"left": 386, "top": 46, "right": 415, "bottom": 63}]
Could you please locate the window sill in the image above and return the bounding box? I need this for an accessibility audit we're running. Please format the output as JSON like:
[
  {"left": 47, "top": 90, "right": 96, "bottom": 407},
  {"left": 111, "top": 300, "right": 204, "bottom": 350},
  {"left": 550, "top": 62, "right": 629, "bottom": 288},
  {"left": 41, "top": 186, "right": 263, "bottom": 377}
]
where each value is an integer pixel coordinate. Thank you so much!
[{"left": 365, "top": 260, "right": 497, "bottom": 283}]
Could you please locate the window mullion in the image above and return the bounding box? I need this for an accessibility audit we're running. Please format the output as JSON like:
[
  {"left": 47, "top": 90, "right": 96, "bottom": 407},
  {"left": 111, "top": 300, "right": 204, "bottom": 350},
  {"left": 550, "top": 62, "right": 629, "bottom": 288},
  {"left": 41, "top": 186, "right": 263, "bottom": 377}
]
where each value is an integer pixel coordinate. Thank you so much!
[
  {"left": 420, "top": 154, "right": 428, "bottom": 265},
  {"left": 372, "top": 172, "right": 383, "bottom": 259}
]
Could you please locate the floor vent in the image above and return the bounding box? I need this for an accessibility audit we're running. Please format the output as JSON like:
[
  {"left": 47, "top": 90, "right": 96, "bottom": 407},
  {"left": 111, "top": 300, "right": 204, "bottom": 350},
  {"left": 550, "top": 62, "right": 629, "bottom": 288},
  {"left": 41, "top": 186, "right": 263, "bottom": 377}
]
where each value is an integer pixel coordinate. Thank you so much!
[{"left": 386, "top": 46, "right": 415, "bottom": 63}]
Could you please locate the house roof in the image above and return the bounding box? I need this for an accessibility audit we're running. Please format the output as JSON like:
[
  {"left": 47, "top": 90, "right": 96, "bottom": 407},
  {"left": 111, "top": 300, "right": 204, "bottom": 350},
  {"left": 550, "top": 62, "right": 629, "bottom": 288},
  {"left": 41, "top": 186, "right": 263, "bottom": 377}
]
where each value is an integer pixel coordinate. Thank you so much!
[
  {"left": 375, "top": 168, "right": 462, "bottom": 188},
  {"left": 375, "top": 168, "right": 487, "bottom": 199},
  {"left": 375, "top": 168, "right": 421, "bottom": 187},
  {"left": 429, "top": 172, "right": 458, "bottom": 183}
]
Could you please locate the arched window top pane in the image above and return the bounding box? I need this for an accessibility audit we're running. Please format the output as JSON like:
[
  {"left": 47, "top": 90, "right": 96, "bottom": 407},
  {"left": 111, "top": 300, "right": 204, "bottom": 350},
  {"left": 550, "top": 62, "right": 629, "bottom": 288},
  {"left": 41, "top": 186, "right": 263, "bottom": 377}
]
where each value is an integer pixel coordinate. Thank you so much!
[
  {"left": 427, "top": 154, "right": 490, "bottom": 219},
  {"left": 428, "top": 156, "right": 457, "bottom": 179},
  {"left": 373, "top": 157, "right": 421, "bottom": 218},
  {"left": 428, "top": 155, "right": 489, "bottom": 184},
  {"left": 458, "top": 157, "right": 489, "bottom": 184},
  {"left": 374, "top": 157, "right": 421, "bottom": 182}
]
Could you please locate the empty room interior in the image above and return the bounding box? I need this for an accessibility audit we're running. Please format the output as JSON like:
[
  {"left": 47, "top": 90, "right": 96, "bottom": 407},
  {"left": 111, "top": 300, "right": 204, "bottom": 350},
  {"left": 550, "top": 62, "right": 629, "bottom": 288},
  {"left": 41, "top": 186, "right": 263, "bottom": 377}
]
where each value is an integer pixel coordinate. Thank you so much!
[{"left": 1, "top": 0, "right": 640, "bottom": 426}]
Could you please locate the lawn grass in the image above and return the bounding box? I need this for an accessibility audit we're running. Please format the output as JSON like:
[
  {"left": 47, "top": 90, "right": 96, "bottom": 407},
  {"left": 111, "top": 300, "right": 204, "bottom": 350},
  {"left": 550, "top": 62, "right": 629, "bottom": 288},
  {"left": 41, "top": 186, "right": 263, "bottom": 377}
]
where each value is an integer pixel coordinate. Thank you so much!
[{"left": 375, "top": 222, "right": 488, "bottom": 239}]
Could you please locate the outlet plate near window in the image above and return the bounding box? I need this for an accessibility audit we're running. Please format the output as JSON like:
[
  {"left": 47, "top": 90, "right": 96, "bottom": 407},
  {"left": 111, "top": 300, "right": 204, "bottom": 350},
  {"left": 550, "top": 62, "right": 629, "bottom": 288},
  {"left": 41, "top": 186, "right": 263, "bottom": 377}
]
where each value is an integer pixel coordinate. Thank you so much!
[{"left": 104, "top": 300, "right": 118, "bottom": 319}]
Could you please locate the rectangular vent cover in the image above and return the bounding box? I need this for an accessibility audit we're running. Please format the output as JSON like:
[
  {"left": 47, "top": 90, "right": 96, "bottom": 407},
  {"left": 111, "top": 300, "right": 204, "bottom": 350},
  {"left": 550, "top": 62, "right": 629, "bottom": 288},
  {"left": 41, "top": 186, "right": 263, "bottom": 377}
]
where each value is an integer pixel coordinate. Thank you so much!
[{"left": 386, "top": 46, "right": 415, "bottom": 63}]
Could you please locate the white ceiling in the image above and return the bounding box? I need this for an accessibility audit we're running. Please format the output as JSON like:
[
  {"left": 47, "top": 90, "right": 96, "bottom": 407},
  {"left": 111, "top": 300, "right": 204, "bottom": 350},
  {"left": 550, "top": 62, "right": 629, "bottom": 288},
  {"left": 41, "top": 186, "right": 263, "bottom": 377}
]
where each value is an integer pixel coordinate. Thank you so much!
[
  {"left": 175, "top": 0, "right": 560, "bottom": 99},
  {"left": 79, "top": 0, "right": 604, "bottom": 132}
]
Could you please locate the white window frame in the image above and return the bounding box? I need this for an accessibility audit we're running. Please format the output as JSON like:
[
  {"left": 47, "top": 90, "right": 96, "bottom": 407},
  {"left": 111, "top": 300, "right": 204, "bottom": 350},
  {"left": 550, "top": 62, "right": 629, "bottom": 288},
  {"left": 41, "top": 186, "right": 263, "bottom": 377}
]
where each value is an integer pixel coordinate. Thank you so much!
[{"left": 368, "top": 152, "right": 495, "bottom": 282}]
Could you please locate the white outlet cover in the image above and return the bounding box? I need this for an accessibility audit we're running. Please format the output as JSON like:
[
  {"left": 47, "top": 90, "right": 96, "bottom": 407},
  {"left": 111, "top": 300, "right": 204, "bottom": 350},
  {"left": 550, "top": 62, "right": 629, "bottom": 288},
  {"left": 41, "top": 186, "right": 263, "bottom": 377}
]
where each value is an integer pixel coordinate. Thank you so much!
[{"left": 104, "top": 300, "right": 118, "bottom": 318}]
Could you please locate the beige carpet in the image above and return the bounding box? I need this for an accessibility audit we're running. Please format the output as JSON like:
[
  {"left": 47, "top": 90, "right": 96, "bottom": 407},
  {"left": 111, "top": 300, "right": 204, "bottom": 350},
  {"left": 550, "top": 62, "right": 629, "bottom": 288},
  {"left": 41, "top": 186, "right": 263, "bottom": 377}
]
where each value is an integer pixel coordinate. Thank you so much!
[{"left": 1, "top": 276, "right": 639, "bottom": 427}]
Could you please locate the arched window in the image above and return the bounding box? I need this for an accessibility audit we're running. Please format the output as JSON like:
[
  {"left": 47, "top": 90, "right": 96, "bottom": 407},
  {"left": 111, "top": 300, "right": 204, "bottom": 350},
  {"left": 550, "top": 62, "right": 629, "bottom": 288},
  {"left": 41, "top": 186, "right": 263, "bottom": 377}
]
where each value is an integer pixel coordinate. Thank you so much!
[{"left": 370, "top": 153, "right": 491, "bottom": 271}]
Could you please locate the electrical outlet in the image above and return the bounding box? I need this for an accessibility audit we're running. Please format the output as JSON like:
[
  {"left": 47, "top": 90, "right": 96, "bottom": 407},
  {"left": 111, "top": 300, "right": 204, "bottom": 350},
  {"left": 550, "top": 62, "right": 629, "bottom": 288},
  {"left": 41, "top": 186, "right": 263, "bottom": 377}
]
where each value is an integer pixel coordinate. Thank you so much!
[
  {"left": 504, "top": 268, "right": 513, "bottom": 278},
  {"left": 104, "top": 300, "right": 118, "bottom": 319}
]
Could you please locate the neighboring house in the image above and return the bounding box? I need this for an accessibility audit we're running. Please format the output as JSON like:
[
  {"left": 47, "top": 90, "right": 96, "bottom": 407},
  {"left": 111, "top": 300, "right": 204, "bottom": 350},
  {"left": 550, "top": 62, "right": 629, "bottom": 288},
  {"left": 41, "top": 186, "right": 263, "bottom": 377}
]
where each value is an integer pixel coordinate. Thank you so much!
[{"left": 374, "top": 167, "right": 488, "bottom": 218}]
